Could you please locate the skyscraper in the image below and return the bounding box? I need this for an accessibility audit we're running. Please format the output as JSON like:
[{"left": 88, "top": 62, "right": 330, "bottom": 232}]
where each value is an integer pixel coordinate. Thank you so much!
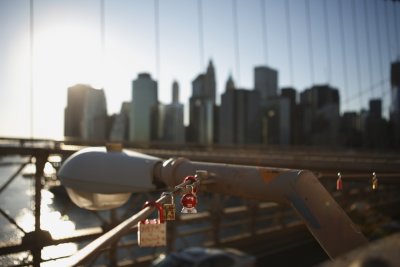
[
  {"left": 110, "top": 102, "right": 130, "bottom": 141},
  {"left": 82, "top": 88, "right": 108, "bottom": 140},
  {"left": 219, "top": 75, "right": 261, "bottom": 145},
  {"left": 254, "top": 66, "right": 278, "bottom": 104},
  {"left": 300, "top": 85, "right": 340, "bottom": 146},
  {"left": 130, "top": 73, "right": 158, "bottom": 143},
  {"left": 390, "top": 61, "right": 400, "bottom": 147},
  {"left": 163, "top": 81, "right": 185, "bottom": 143},
  {"left": 188, "top": 60, "right": 217, "bottom": 145},
  {"left": 64, "top": 84, "right": 91, "bottom": 139},
  {"left": 64, "top": 84, "right": 107, "bottom": 140}
]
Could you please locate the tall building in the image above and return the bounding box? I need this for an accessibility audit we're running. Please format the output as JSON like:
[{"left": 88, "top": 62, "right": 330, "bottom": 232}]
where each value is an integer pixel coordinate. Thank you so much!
[
  {"left": 299, "top": 85, "right": 340, "bottom": 146},
  {"left": 163, "top": 81, "right": 185, "bottom": 143},
  {"left": 64, "top": 84, "right": 107, "bottom": 140},
  {"left": 109, "top": 102, "right": 130, "bottom": 142},
  {"left": 365, "top": 99, "right": 388, "bottom": 148},
  {"left": 219, "top": 75, "right": 261, "bottom": 145},
  {"left": 281, "top": 87, "right": 298, "bottom": 145},
  {"left": 82, "top": 88, "right": 108, "bottom": 140},
  {"left": 262, "top": 97, "right": 290, "bottom": 146},
  {"left": 64, "top": 84, "right": 91, "bottom": 139},
  {"left": 130, "top": 73, "right": 158, "bottom": 143},
  {"left": 254, "top": 66, "right": 278, "bottom": 104},
  {"left": 188, "top": 60, "right": 217, "bottom": 145},
  {"left": 390, "top": 61, "right": 400, "bottom": 147}
]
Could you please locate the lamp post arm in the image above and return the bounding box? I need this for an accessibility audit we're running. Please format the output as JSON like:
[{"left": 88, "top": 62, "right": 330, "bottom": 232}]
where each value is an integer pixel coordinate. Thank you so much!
[{"left": 159, "top": 157, "right": 368, "bottom": 259}]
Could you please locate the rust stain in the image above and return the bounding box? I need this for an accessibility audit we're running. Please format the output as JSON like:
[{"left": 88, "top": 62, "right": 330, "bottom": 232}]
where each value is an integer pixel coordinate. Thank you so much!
[{"left": 258, "top": 168, "right": 281, "bottom": 185}]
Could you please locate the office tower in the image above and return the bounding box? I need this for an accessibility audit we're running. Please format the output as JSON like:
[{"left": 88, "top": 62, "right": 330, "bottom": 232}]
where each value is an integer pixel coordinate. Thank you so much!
[
  {"left": 82, "top": 88, "right": 108, "bottom": 140},
  {"left": 365, "top": 99, "right": 388, "bottom": 148},
  {"left": 163, "top": 81, "right": 185, "bottom": 143},
  {"left": 281, "top": 87, "right": 297, "bottom": 145},
  {"left": 110, "top": 102, "right": 130, "bottom": 142},
  {"left": 299, "top": 85, "right": 340, "bottom": 146},
  {"left": 130, "top": 73, "right": 158, "bottom": 143},
  {"left": 390, "top": 61, "right": 400, "bottom": 147},
  {"left": 219, "top": 75, "right": 261, "bottom": 145},
  {"left": 188, "top": 60, "right": 217, "bottom": 145},
  {"left": 64, "top": 84, "right": 107, "bottom": 140},
  {"left": 341, "top": 111, "right": 362, "bottom": 147},
  {"left": 262, "top": 96, "right": 290, "bottom": 146},
  {"left": 64, "top": 84, "right": 91, "bottom": 138},
  {"left": 254, "top": 66, "right": 278, "bottom": 104}
]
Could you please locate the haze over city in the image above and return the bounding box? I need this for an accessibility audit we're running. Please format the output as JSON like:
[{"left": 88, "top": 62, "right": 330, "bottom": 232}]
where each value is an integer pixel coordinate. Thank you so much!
[{"left": 0, "top": 0, "right": 399, "bottom": 139}]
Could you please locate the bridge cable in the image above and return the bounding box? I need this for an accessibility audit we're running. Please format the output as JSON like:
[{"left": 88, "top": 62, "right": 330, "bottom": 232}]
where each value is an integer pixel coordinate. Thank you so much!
[
  {"left": 351, "top": 0, "right": 363, "bottom": 110},
  {"left": 260, "top": 0, "right": 268, "bottom": 65},
  {"left": 384, "top": 1, "right": 393, "bottom": 65},
  {"left": 232, "top": 0, "right": 241, "bottom": 85},
  {"left": 323, "top": 0, "right": 332, "bottom": 84},
  {"left": 305, "top": 0, "right": 314, "bottom": 85},
  {"left": 374, "top": 0, "right": 385, "bottom": 105},
  {"left": 364, "top": 0, "right": 374, "bottom": 101},
  {"left": 393, "top": 1, "right": 400, "bottom": 57},
  {"left": 29, "top": 0, "right": 34, "bottom": 138},
  {"left": 100, "top": 0, "right": 105, "bottom": 89},
  {"left": 198, "top": 0, "right": 205, "bottom": 70},
  {"left": 154, "top": 0, "right": 160, "bottom": 80},
  {"left": 338, "top": 0, "right": 349, "bottom": 111},
  {"left": 285, "top": 0, "right": 294, "bottom": 86}
]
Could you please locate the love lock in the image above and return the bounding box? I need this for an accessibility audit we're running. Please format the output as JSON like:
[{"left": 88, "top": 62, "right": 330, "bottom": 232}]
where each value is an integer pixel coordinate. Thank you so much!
[
  {"left": 137, "top": 201, "right": 166, "bottom": 247},
  {"left": 161, "top": 192, "right": 176, "bottom": 221}
]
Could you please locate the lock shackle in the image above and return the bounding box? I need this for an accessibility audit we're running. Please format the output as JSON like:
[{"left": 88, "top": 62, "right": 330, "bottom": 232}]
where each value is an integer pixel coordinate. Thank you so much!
[
  {"left": 183, "top": 176, "right": 198, "bottom": 193},
  {"left": 142, "top": 201, "right": 164, "bottom": 223},
  {"left": 161, "top": 192, "right": 174, "bottom": 203}
]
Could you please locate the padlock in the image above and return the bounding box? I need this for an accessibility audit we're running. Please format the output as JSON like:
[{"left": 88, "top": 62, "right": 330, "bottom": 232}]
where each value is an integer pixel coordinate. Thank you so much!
[
  {"left": 181, "top": 186, "right": 198, "bottom": 214},
  {"left": 137, "top": 201, "right": 166, "bottom": 247},
  {"left": 372, "top": 172, "right": 378, "bottom": 190},
  {"left": 161, "top": 192, "right": 176, "bottom": 220},
  {"left": 336, "top": 172, "right": 343, "bottom": 191}
]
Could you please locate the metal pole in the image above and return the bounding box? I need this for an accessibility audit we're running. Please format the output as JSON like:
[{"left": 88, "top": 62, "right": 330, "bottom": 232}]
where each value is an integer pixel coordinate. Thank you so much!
[
  {"left": 33, "top": 153, "right": 47, "bottom": 267},
  {"left": 159, "top": 158, "right": 368, "bottom": 259}
]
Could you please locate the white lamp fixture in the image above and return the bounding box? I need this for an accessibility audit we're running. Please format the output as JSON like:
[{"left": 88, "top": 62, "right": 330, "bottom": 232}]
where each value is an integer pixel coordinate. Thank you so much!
[{"left": 58, "top": 147, "right": 161, "bottom": 210}]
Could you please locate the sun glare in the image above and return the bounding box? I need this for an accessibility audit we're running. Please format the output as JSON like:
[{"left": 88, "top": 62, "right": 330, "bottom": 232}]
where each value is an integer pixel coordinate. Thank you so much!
[{"left": 34, "top": 22, "right": 104, "bottom": 90}]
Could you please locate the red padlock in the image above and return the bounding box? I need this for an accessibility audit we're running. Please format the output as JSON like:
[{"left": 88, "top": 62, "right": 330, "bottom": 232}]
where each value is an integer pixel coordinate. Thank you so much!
[
  {"left": 336, "top": 172, "right": 343, "bottom": 191},
  {"left": 181, "top": 192, "right": 198, "bottom": 213}
]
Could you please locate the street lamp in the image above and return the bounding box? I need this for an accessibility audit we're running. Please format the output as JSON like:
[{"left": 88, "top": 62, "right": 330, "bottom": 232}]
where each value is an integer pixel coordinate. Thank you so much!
[
  {"left": 58, "top": 147, "right": 161, "bottom": 210},
  {"left": 58, "top": 146, "right": 368, "bottom": 259}
]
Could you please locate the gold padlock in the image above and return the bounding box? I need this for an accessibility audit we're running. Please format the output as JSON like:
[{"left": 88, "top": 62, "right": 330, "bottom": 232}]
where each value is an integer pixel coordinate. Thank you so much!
[{"left": 162, "top": 192, "right": 176, "bottom": 221}]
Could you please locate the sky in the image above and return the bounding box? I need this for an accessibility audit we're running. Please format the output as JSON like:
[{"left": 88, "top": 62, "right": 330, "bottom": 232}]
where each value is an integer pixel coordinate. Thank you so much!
[{"left": 0, "top": 0, "right": 399, "bottom": 139}]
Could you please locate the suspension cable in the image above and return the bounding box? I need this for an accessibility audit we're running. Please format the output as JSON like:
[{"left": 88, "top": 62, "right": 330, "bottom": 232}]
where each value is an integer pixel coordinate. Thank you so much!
[
  {"left": 232, "top": 0, "right": 240, "bottom": 85},
  {"left": 374, "top": 0, "right": 385, "bottom": 104},
  {"left": 154, "top": 0, "right": 160, "bottom": 80},
  {"left": 323, "top": 0, "right": 331, "bottom": 84},
  {"left": 29, "top": 0, "right": 34, "bottom": 138},
  {"left": 364, "top": 0, "right": 374, "bottom": 100},
  {"left": 338, "top": 0, "right": 349, "bottom": 111},
  {"left": 305, "top": 0, "right": 314, "bottom": 84},
  {"left": 285, "top": 0, "right": 294, "bottom": 86},
  {"left": 198, "top": 0, "right": 205, "bottom": 70},
  {"left": 351, "top": 0, "right": 362, "bottom": 110},
  {"left": 260, "top": 0, "right": 268, "bottom": 64}
]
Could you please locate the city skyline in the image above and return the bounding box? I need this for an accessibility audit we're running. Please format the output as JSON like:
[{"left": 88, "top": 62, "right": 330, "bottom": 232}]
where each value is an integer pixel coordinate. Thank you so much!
[{"left": 0, "top": 0, "right": 399, "bottom": 139}]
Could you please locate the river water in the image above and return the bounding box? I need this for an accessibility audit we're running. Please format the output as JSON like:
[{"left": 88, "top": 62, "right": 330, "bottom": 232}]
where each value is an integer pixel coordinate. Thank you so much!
[{"left": 0, "top": 155, "right": 95, "bottom": 266}]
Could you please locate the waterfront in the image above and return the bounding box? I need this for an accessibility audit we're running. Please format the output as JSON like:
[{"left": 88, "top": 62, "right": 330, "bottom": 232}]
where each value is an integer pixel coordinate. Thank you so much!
[{"left": 0, "top": 156, "right": 78, "bottom": 265}]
